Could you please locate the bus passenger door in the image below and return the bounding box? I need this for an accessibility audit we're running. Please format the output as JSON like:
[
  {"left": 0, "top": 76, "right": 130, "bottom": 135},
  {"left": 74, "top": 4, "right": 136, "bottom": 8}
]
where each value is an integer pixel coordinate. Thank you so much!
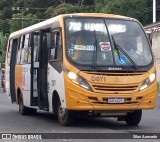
[
  {"left": 30, "top": 32, "right": 40, "bottom": 106},
  {"left": 30, "top": 29, "right": 50, "bottom": 110},
  {"left": 38, "top": 29, "right": 51, "bottom": 109}
]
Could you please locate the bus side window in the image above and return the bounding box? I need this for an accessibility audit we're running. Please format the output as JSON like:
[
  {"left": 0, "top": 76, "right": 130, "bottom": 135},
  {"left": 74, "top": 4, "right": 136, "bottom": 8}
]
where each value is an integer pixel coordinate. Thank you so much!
[
  {"left": 33, "top": 34, "right": 40, "bottom": 62},
  {"left": 49, "top": 31, "right": 62, "bottom": 60},
  {"left": 56, "top": 32, "right": 62, "bottom": 60},
  {"left": 21, "top": 34, "right": 30, "bottom": 64},
  {"left": 17, "top": 35, "right": 24, "bottom": 64}
]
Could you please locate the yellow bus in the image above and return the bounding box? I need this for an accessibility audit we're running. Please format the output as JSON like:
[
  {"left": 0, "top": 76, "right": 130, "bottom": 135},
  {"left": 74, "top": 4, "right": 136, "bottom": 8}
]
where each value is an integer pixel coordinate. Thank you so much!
[{"left": 5, "top": 13, "right": 157, "bottom": 126}]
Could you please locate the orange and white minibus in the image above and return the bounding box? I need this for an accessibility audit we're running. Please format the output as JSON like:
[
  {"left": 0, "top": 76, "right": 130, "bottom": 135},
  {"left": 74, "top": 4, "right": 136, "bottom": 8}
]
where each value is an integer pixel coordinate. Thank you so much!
[{"left": 5, "top": 13, "right": 157, "bottom": 126}]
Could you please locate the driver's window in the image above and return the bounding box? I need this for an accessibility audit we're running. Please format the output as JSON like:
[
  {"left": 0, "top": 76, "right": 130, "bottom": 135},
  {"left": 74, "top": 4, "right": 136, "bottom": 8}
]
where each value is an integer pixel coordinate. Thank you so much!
[{"left": 49, "top": 30, "right": 61, "bottom": 61}]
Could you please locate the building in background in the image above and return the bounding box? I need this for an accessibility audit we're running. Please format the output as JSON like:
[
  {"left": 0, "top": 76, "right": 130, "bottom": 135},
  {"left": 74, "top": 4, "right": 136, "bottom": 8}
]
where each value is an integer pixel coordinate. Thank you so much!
[{"left": 144, "top": 22, "right": 160, "bottom": 83}]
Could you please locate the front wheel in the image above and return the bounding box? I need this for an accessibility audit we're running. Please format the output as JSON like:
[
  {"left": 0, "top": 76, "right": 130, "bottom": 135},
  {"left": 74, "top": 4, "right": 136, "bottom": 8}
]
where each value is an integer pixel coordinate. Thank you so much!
[
  {"left": 125, "top": 110, "right": 142, "bottom": 126},
  {"left": 57, "top": 101, "right": 75, "bottom": 126}
]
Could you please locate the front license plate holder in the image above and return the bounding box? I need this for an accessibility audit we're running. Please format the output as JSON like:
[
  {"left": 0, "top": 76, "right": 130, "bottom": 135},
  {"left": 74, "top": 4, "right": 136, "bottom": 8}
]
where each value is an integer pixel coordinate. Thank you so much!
[{"left": 108, "top": 98, "right": 124, "bottom": 104}]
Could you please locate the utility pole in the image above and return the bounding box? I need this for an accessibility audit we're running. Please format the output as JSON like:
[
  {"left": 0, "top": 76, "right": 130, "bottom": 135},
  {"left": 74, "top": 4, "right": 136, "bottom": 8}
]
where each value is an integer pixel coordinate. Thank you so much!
[
  {"left": 12, "top": 7, "right": 29, "bottom": 28},
  {"left": 153, "top": 0, "right": 156, "bottom": 23}
]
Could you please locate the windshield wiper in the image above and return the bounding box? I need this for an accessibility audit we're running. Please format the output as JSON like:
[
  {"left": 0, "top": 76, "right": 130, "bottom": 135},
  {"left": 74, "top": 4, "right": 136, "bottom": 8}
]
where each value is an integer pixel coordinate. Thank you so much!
[
  {"left": 111, "top": 35, "right": 138, "bottom": 69},
  {"left": 92, "top": 30, "right": 98, "bottom": 68}
]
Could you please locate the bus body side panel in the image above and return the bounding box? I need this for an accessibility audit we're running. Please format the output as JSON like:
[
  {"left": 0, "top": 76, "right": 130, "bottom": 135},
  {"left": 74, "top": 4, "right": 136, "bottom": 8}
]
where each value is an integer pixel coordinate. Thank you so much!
[
  {"left": 47, "top": 63, "right": 66, "bottom": 112},
  {"left": 22, "top": 64, "right": 32, "bottom": 107},
  {"left": 15, "top": 65, "right": 22, "bottom": 103}
]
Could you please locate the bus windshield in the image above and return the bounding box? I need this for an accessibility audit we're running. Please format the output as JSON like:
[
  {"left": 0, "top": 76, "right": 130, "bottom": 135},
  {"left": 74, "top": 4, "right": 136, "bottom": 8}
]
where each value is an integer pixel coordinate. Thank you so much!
[{"left": 65, "top": 18, "right": 152, "bottom": 67}]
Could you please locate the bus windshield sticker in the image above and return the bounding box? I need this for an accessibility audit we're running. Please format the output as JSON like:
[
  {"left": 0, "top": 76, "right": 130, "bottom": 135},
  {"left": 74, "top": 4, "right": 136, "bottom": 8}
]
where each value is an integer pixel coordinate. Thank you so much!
[
  {"left": 85, "top": 45, "right": 94, "bottom": 51},
  {"left": 74, "top": 45, "right": 94, "bottom": 51},
  {"left": 74, "top": 45, "right": 86, "bottom": 50},
  {"left": 119, "top": 56, "right": 127, "bottom": 64},
  {"left": 99, "top": 42, "right": 111, "bottom": 51}
]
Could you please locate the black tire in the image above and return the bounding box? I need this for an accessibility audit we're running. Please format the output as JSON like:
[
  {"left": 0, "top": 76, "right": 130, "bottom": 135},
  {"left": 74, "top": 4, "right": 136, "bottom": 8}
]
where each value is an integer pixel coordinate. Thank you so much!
[
  {"left": 19, "top": 96, "right": 29, "bottom": 115},
  {"left": 28, "top": 108, "right": 37, "bottom": 115},
  {"left": 57, "top": 101, "right": 74, "bottom": 126},
  {"left": 125, "top": 110, "right": 142, "bottom": 126},
  {"left": 19, "top": 97, "right": 37, "bottom": 115}
]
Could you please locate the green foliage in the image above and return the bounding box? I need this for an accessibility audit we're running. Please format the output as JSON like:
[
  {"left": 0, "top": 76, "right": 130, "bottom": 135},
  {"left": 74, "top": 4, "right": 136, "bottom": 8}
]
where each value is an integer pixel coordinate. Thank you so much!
[
  {"left": 46, "top": 3, "right": 80, "bottom": 18},
  {"left": 156, "top": 0, "right": 160, "bottom": 22},
  {"left": 0, "top": 0, "right": 158, "bottom": 35},
  {"left": 0, "top": 0, "right": 56, "bottom": 34},
  {"left": 0, "top": 19, "right": 10, "bottom": 34},
  {"left": 46, "top": 3, "right": 94, "bottom": 18},
  {"left": 95, "top": 0, "right": 149, "bottom": 24},
  {"left": 9, "top": 13, "right": 38, "bottom": 32},
  {"left": 94, "top": 0, "right": 111, "bottom": 12},
  {"left": 0, "top": 32, "right": 7, "bottom": 63}
]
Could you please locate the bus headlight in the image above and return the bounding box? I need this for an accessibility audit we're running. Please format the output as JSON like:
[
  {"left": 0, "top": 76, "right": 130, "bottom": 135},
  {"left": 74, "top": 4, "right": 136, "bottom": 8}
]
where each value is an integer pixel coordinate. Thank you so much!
[
  {"left": 139, "top": 72, "right": 156, "bottom": 91},
  {"left": 149, "top": 73, "right": 156, "bottom": 83},
  {"left": 67, "top": 71, "right": 92, "bottom": 91},
  {"left": 67, "top": 72, "right": 77, "bottom": 80}
]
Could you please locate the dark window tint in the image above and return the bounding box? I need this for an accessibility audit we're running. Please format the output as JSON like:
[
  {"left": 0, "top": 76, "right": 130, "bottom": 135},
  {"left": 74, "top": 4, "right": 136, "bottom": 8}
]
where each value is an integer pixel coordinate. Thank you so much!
[
  {"left": 49, "top": 31, "right": 62, "bottom": 61},
  {"left": 33, "top": 33, "right": 40, "bottom": 62},
  {"left": 17, "top": 35, "right": 24, "bottom": 64},
  {"left": 20, "top": 34, "right": 30, "bottom": 64}
]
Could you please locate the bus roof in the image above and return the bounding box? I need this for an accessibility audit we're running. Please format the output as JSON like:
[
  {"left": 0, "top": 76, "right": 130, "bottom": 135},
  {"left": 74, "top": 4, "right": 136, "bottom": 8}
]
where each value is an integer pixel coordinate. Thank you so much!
[
  {"left": 9, "top": 13, "right": 132, "bottom": 38},
  {"left": 61, "top": 13, "right": 130, "bottom": 19}
]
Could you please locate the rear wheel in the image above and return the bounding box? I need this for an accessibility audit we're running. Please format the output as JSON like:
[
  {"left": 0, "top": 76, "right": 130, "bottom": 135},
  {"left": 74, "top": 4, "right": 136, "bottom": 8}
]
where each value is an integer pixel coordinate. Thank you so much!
[
  {"left": 19, "top": 97, "right": 28, "bottom": 115},
  {"left": 28, "top": 108, "right": 37, "bottom": 114},
  {"left": 125, "top": 110, "right": 142, "bottom": 126},
  {"left": 57, "top": 101, "right": 75, "bottom": 126},
  {"left": 19, "top": 97, "right": 37, "bottom": 115}
]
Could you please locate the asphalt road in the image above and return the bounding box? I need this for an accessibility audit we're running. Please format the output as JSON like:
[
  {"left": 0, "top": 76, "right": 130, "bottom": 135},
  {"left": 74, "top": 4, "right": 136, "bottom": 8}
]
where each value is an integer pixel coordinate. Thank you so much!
[{"left": 0, "top": 90, "right": 160, "bottom": 142}]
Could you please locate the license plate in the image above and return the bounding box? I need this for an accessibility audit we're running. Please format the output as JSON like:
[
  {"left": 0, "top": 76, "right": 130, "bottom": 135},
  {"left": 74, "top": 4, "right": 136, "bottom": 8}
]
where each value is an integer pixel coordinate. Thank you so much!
[{"left": 108, "top": 98, "right": 124, "bottom": 104}]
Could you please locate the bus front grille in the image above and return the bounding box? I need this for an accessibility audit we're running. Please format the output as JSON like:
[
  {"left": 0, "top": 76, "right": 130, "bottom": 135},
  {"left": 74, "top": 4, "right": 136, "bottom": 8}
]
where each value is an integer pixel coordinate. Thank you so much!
[
  {"left": 92, "top": 84, "right": 138, "bottom": 93},
  {"left": 86, "top": 72, "right": 145, "bottom": 76}
]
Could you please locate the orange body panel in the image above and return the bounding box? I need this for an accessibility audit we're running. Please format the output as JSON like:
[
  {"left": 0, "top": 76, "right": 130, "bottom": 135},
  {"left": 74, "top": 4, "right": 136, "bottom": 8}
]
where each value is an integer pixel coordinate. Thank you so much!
[
  {"left": 15, "top": 65, "right": 22, "bottom": 103},
  {"left": 64, "top": 65, "right": 157, "bottom": 111},
  {"left": 65, "top": 75, "right": 157, "bottom": 111}
]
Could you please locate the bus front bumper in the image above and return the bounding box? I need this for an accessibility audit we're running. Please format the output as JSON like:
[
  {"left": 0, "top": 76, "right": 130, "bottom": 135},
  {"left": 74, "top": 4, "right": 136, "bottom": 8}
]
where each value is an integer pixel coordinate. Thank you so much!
[{"left": 65, "top": 81, "right": 157, "bottom": 111}]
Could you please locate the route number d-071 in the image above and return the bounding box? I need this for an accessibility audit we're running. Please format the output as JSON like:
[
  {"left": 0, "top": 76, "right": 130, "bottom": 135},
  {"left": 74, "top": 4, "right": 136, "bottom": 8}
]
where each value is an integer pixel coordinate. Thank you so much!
[{"left": 91, "top": 76, "right": 106, "bottom": 82}]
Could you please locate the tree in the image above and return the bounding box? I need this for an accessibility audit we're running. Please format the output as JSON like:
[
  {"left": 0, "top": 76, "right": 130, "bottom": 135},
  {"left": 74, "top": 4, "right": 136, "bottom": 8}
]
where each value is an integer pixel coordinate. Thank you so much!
[
  {"left": 0, "top": 0, "right": 158, "bottom": 36},
  {"left": 95, "top": 0, "right": 149, "bottom": 25},
  {"left": 0, "top": 32, "right": 7, "bottom": 63},
  {"left": 0, "top": 0, "right": 13, "bottom": 34},
  {"left": 155, "top": 0, "right": 160, "bottom": 22},
  {"left": 45, "top": 1, "right": 94, "bottom": 18},
  {"left": 46, "top": 3, "right": 81, "bottom": 18},
  {"left": 0, "top": 0, "right": 58, "bottom": 34},
  {"left": 94, "top": 0, "right": 111, "bottom": 12},
  {"left": 9, "top": 13, "right": 38, "bottom": 32}
]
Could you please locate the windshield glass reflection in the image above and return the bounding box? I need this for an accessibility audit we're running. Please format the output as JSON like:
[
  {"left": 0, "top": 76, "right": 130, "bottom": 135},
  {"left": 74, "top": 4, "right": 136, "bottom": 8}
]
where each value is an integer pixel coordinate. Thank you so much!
[{"left": 65, "top": 18, "right": 152, "bottom": 67}]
